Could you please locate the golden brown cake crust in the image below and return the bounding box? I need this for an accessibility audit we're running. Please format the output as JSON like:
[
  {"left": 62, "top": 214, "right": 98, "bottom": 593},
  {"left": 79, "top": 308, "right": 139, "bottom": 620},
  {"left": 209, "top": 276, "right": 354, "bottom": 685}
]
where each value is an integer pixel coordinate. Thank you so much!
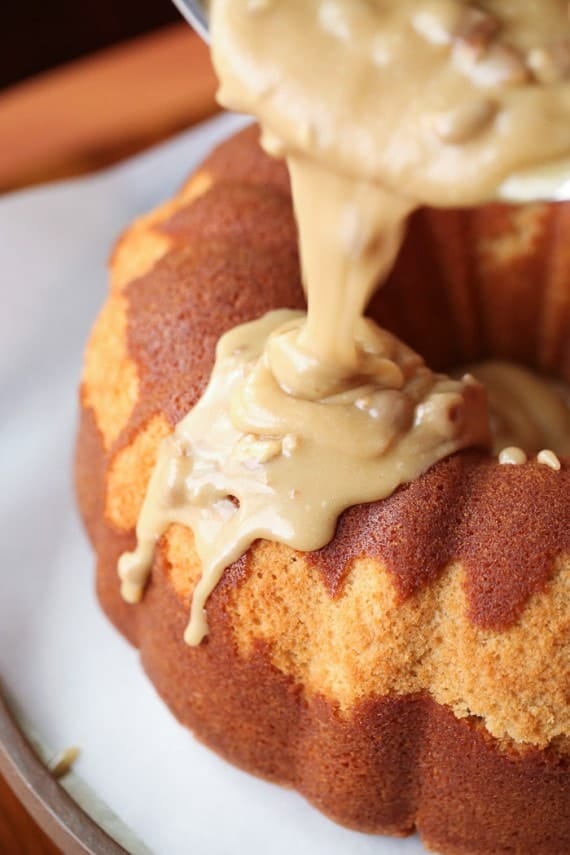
[
  {"left": 76, "top": 126, "right": 570, "bottom": 854},
  {"left": 77, "top": 499, "right": 570, "bottom": 854},
  {"left": 310, "top": 452, "right": 570, "bottom": 629}
]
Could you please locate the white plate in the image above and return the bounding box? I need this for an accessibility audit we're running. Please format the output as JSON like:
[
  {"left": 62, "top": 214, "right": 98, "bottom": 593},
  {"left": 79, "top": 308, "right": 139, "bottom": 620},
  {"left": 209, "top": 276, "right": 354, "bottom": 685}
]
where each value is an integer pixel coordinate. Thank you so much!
[{"left": 0, "top": 112, "right": 427, "bottom": 855}]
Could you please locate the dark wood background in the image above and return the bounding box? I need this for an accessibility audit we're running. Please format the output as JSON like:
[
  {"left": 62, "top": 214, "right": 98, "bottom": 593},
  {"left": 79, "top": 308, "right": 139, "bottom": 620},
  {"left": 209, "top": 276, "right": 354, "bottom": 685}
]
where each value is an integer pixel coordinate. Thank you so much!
[{"left": 2, "top": 0, "right": 180, "bottom": 88}]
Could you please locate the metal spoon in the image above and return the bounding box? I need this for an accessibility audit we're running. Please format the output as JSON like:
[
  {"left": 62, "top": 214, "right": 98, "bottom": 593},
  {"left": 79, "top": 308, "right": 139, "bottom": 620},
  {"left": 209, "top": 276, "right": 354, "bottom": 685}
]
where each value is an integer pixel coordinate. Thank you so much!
[
  {"left": 171, "top": 0, "right": 569, "bottom": 203},
  {"left": 172, "top": 0, "right": 210, "bottom": 42}
]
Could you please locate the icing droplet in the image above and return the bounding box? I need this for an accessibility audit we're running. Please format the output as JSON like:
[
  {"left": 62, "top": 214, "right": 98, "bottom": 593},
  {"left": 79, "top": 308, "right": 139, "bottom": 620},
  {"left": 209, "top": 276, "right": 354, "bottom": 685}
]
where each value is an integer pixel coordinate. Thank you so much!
[
  {"left": 498, "top": 446, "right": 527, "bottom": 465},
  {"left": 537, "top": 449, "right": 561, "bottom": 471}
]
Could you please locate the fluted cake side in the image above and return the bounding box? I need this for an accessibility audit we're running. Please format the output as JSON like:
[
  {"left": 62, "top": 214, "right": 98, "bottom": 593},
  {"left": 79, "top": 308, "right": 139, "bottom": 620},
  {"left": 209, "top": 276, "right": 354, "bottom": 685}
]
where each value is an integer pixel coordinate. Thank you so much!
[{"left": 76, "top": 127, "right": 570, "bottom": 855}]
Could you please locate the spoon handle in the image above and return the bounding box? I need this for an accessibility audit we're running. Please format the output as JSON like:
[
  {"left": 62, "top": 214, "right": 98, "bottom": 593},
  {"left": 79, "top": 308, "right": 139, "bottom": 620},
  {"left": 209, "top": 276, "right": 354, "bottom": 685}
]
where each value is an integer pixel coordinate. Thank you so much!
[{"left": 172, "top": 0, "right": 210, "bottom": 42}]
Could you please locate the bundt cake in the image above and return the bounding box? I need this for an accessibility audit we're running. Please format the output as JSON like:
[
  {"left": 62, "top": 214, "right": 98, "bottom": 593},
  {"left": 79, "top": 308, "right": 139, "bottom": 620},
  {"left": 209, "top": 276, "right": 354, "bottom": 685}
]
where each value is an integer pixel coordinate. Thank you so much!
[{"left": 76, "top": 126, "right": 569, "bottom": 855}]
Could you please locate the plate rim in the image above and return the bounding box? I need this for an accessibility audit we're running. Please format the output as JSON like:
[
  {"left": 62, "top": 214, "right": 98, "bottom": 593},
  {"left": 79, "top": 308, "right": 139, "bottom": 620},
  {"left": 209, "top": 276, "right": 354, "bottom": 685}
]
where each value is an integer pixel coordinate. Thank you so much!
[{"left": 0, "top": 683, "right": 128, "bottom": 855}]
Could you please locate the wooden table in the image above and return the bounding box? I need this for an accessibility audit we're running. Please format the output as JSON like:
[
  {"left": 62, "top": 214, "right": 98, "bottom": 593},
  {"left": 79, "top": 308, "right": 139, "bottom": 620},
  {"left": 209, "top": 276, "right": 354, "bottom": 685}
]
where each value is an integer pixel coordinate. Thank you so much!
[
  {"left": 0, "top": 22, "right": 218, "bottom": 193},
  {"left": 0, "top": 22, "right": 218, "bottom": 852},
  {"left": 0, "top": 774, "right": 59, "bottom": 853}
]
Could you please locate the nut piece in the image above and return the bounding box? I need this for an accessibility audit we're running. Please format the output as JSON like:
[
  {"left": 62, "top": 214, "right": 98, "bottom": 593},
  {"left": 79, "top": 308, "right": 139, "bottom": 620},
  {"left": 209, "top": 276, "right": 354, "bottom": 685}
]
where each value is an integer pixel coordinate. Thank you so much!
[
  {"left": 416, "top": 392, "right": 466, "bottom": 439},
  {"left": 50, "top": 746, "right": 81, "bottom": 779},
  {"left": 233, "top": 434, "right": 283, "bottom": 466},
  {"left": 499, "top": 446, "right": 528, "bottom": 465},
  {"left": 356, "top": 389, "right": 413, "bottom": 430},
  {"left": 537, "top": 449, "right": 562, "bottom": 471},
  {"left": 319, "top": 0, "right": 351, "bottom": 41},
  {"left": 454, "top": 42, "right": 530, "bottom": 89},
  {"left": 528, "top": 40, "right": 570, "bottom": 85},
  {"left": 282, "top": 434, "right": 299, "bottom": 455},
  {"left": 455, "top": 6, "right": 500, "bottom": 60},
  {"left": 261, "top": 130, "right": 287, "bottom": 158},
  {"left": 247, "top": 0, "right": 272, "bottom": 12},
  {"left": 412, "top": 0, "right": 463, "bottom": 46},
  {"left": 432, "top": 97, "right": 497, "bottom": 144}
]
